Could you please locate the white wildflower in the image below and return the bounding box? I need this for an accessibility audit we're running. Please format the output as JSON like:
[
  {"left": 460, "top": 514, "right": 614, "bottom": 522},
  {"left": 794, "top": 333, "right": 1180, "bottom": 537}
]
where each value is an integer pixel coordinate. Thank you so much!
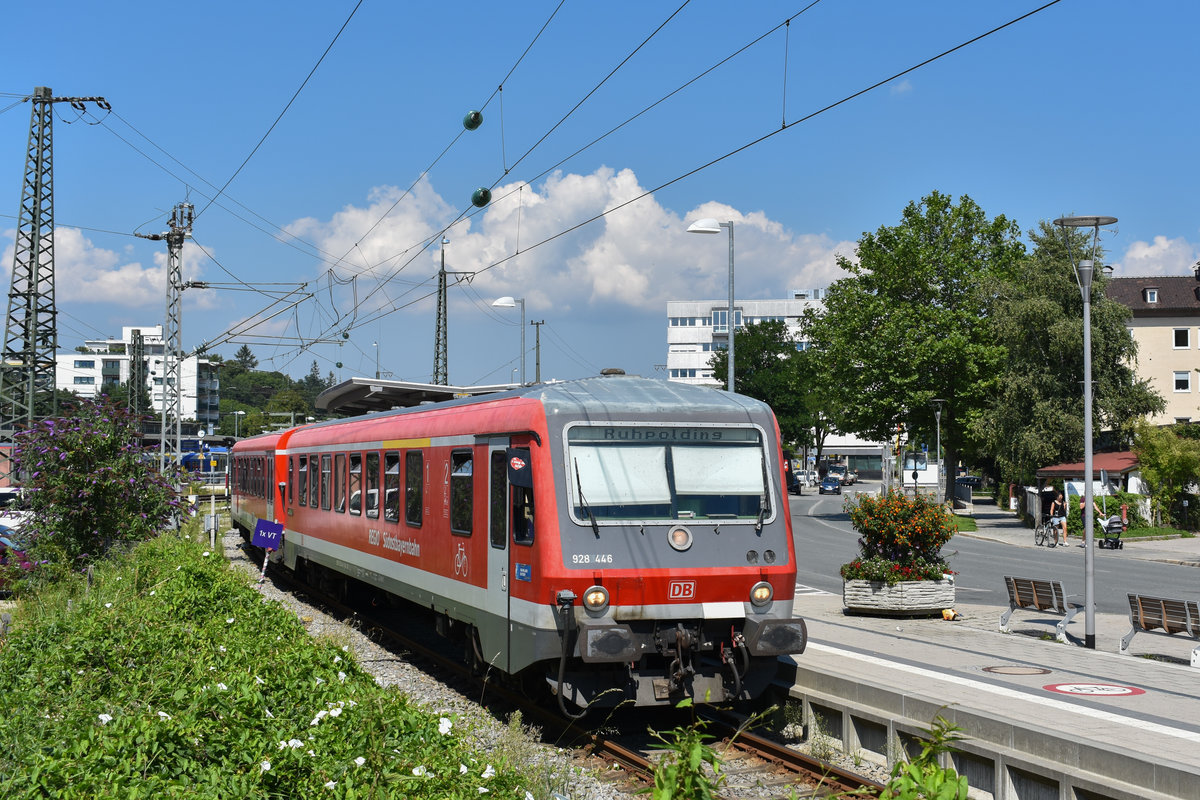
[
  {"left": 477, "top": 789, "right": 489, "bottom": 795},
  {"left": 104, "top": 603, "right": 112, "bottom": 608},
  {"left": 219, "top": 646, "right": 226, "bottom": 652},
  {"left": 460, "top": 764, "right": 468, "bottom": 774},
  {"left": 216, "top": 683, "right": 227, "bottom": 691},
  {"left": 324, "top": 781, "right": 336, "bottom": 789},
  {"left": 328, "top": 707, "right": 342, "bottom": 718},
  {"left": 438, "top": 717, "right": 452, "bottom": 735},
  {"left": 157, "top": 711, "right": 171, "bottom": 721},
  {"left": 98, "top": 713, "right": 113, "bottom": 725},
  {"left": 255, "top": 675, "right": 265, "bottom": 685},
  {"left": 355, "top": 756, "right": 367, "bottom": 767},
  {"left": 333, "top": 655, "right": 342, "bottom": 664},
  {"left": 203, "top": 551, "right": 210, "bottom": 557},
  {"left": 481, "top": 764, "right": 495, "bottom": 779},
  {"left": 265, "top": 709, "right": 274, "bottom": 718},
  {"left": 260, "top": 760, "right": 270, "bottom": 773},
  {"left": 226, "top": 617, "right": 234, "bottom": 624},
  {"left": 315, "top": 677, "right": 325, "bottom": 685},
  {"left": 337, "top": 671, "right": 347, "bottom": 682},
  {"left": 412, "top": 765, "right": 426, "bottom": 776},
  {"left": 149, "top": 591, "right": 156, "bottom": 596}
]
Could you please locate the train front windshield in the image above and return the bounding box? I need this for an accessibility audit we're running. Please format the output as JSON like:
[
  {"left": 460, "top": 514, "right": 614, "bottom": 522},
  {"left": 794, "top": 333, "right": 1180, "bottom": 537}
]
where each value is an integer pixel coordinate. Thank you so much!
[{"left": 566, "top": 425, "right": 769, "bottom": 522}]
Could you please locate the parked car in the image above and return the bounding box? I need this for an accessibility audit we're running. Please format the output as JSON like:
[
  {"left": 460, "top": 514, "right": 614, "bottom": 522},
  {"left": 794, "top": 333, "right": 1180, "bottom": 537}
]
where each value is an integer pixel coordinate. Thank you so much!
[
  {"left": 956, "top": 475, "right": 983, "bottom": 489},
  {"left": 802, "top": 470, "right": 819, "bottom": 487},
  {"left": 819, "top": 476, "right": 842, "bottom": 495}
]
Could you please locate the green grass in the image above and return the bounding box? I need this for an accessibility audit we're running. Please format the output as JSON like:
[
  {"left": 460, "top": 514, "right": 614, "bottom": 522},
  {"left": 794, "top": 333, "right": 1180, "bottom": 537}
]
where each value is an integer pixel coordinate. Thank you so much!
[
  {"left": 0, "top": 531, "right": 544, "bottom": 799},
  {"left": 951, "top": 515, "right": 978, "bottom": 533}
]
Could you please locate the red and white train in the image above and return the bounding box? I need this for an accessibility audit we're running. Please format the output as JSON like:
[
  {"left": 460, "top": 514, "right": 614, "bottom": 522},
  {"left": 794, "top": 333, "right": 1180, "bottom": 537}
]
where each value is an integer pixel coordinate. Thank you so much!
[{"left": 231, "top": 373, "right": 806, "bottom": 714}]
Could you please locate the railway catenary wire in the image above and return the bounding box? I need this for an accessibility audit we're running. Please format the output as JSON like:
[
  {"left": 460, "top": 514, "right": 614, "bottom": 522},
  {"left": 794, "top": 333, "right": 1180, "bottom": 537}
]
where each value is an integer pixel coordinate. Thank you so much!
[{"left": 232, "top": 530, "right": 886, "bottom": 799}]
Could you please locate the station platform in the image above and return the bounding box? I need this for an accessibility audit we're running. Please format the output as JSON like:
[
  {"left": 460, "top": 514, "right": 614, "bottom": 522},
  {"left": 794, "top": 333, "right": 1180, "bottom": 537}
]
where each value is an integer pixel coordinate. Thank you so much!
[{"left": 781, "top": 503, "right": 1200, "bottom": 800}]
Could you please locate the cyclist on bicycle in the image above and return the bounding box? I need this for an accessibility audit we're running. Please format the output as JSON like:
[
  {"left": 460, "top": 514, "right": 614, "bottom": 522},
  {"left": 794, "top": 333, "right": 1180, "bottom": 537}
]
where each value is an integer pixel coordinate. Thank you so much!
[{"left": 1049, "top": 491, "right": 1068, "bottom": 546}]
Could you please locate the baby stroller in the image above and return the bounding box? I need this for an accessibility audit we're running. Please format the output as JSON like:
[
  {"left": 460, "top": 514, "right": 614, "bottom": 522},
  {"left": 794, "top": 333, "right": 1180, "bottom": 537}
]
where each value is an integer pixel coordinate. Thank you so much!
[{"left": 1097, "top": 514, "right": 1126, "bottom": 549}]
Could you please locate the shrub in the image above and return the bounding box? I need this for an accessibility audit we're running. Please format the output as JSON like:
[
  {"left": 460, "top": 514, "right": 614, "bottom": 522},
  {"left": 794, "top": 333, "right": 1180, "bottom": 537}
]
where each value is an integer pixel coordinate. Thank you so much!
[
  {"left": 840, "top": 491, "right": 955, "bottom": 585},
  {"left": 9, "top": 396, "right": 184, "bottom": 586}
]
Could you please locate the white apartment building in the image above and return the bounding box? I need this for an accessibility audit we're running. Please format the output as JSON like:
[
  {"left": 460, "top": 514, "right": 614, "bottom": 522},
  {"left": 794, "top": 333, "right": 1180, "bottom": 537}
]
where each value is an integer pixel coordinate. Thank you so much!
[
  {"left": 665, "top": 288, "right": 826, "bottom": 386},
  {"left": 56, "top": 325, "right": 220, "bottom": 429},
  {"left": 1106, "top": 275, "right": 1200, "bottom": 425}
]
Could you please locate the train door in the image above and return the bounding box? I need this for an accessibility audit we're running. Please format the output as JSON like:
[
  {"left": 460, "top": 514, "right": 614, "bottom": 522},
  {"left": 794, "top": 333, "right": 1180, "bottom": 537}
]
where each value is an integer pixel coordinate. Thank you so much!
[{"left": 486, "top": 439, "right": 512, "bottom": 673}]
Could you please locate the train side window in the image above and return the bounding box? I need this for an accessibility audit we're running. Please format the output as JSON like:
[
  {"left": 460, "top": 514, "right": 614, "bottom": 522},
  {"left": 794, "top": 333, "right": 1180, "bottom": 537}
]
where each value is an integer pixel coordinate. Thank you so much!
[
  {"left": 320, "top": 454, "right": 332, "bottom": 511},
  {"left": 385, "top": 451, "right": 401, "bottom": 523},
  {"left": 334, "top": 454, "right": 346, "bottom": 513},
  {"left": 348, "top": 452, "right": 362, "bottom": 516},
  {"left": 309, "top": 454, "right": 320, "bottom": 507},
  {"left": 404, "top": 450, "right": 423, "bottom": 526},
  {"left": 365, "top": 452, "right": 379, "bottom": 519},
  {"left": 450, "top": 450, "right": 472, "bottom": 534},
  {"left": 287, "top": 456, "right": 295, "bottom": 506},
  {"left": 297, "top": 456, "right": 308, "bottom": 506},
  {"left": 489, "top": 451, "right": 507, "bottom": 549}
]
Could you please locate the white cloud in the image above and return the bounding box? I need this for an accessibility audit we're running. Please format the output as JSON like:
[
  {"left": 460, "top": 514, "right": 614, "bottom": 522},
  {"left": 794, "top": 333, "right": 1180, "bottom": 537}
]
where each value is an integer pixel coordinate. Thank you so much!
[
  {"left": 1115, "top": 235, "right": 1197, "bottom": 277},
  {"left": 1, "top": 226, "right": 213, "bottom": 309}
]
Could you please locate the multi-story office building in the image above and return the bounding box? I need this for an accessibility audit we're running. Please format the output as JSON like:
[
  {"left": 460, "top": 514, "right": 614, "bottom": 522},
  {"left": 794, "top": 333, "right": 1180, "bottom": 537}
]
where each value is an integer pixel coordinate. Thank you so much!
[
  {"left": 665, "top": 288, "right": 826, "bottom": 386},
  {"left": 55, "top": 325, "right": 220, "bottom": 430}
]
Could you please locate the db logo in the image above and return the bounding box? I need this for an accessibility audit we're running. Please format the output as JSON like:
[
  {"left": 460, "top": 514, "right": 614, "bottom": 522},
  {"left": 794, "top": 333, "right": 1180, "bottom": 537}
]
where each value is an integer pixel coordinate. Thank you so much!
[
  {"left": 509, "top": 456, "right": 526, "bottom": 471},
  {"left": 668, "top": 581, "right": 696, "bottom": 600}
]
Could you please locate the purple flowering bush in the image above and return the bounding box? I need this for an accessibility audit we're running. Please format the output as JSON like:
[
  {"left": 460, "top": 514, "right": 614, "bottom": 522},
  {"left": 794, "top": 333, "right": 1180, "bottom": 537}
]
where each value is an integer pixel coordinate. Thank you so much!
[{"left": 8, "top": 396, "right": 183, "bottom": 585}]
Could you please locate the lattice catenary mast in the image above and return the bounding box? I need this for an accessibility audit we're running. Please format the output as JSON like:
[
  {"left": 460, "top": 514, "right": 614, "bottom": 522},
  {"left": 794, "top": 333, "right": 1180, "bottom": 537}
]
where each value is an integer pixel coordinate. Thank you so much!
[{"left": 0, "top": 87, "right": 109, "bottom": 481}]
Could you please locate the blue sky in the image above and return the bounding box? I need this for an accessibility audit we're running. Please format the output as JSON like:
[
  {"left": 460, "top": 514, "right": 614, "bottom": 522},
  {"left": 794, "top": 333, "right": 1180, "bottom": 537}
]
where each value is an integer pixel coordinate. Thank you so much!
[{"left": 2, "top": 0, "right": 1198, "bottom": 389}]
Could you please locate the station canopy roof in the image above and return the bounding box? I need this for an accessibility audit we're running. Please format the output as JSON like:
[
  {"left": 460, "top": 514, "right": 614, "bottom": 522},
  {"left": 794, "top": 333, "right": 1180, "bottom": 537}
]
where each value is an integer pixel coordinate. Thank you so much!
[{"left": 315, "top": 377, "right": 516, "bottom": 416}]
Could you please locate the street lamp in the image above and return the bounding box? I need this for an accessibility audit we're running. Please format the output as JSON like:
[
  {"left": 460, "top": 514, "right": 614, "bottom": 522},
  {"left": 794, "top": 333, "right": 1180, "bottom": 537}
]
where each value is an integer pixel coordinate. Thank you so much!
[
  {"left": 686, "top": 217, "right": 735, "bottom": 393},
  {"left": 231, "top": 410, "right": 246, "bottom": 439},
  {"left": 931, "top": 398, "right": 945, "bottom": 504},
  {"left": 492, "top": 296, "right": 526, "bottom": 385},
  {"left": 372, "top": 341, "right": 380, "bottom": 380},
  {"left": 1054, "top": 213, "right": 1117, "bottom": 651}
]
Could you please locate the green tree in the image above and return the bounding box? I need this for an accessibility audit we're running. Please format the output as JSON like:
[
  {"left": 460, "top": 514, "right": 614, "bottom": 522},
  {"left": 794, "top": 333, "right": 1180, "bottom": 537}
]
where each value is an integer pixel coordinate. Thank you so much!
[
  {"left": 233, "top": 344, "right": 258, "bottom": 370},
  {"left": 971, "top": 221, "right": 1163, "bottom": 485},
  {"left": 801, "top": 191, "right": 1027, "bottom": 501},
  {"left": 9, "top": 396, "right": 182, "bottom": 580},
  {"left": 1133, "top": 421, "right": 1200, "bottom": 526}
]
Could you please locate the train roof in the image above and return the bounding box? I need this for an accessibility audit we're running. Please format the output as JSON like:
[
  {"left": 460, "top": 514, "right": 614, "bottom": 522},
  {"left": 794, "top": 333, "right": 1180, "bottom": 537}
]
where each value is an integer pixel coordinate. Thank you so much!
[{"left": 303, "top": 374, "right": 775, "bottom": 431}]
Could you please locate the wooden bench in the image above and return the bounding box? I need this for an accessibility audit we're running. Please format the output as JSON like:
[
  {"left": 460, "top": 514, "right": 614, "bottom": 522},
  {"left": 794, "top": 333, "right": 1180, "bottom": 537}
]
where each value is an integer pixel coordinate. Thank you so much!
[
  {"left": 999, "top": 576, "right": 1079, "bottom": 643},
  {"left": 1120, "top": 594, "right": 1200, "bottom": 668}
]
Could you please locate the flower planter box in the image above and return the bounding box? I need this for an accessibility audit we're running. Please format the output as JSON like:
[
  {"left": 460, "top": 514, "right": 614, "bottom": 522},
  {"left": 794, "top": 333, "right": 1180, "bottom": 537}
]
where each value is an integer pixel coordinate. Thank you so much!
[{"left": 843, "top": 578, "right": 955, "bottom": 617}]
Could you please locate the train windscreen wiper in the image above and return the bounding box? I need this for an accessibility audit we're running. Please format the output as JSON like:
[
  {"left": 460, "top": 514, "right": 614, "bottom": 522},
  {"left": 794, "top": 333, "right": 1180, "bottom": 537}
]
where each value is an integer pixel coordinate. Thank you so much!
[{"left": 573, "top": 458, "right": 600, "bottom": 538}]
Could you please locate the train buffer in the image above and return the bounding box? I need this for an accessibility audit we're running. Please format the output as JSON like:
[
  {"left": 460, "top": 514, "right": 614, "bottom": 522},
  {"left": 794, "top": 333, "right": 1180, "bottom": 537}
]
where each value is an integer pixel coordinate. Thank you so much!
[
  {"left": 1121, "top": 593, "right": 1200, "bottom": 668},
  {"left": 998, "top": 575, "right": 1079, "bottom": 644}
]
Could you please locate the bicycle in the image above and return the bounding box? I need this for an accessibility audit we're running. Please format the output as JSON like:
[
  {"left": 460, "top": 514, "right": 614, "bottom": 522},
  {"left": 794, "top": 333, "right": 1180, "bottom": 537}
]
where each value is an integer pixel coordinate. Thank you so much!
[{"left": 1034, "top": 515, "right": 1058, "bottom": 548}]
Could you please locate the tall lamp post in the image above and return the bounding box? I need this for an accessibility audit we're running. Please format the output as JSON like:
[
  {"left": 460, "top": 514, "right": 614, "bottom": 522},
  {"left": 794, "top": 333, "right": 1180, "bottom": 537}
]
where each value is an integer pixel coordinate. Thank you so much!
[
  {"left": 686, "top": 218, "right": 735, "bottom": 393},
  {"left": 491, "top": 296, "right": 525, "bottom": 384},
  {"left": 231, "top": 410, "right": 245, "bottom": 439},
  {"left": 1054, "top": 214, "right": 1117, "bottom": 651}
]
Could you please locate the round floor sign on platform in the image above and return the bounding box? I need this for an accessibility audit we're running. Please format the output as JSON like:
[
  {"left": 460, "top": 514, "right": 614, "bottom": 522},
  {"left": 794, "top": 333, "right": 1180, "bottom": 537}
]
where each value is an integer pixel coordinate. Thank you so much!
[{"left": 1044, "top": 683, "right": 1145, "bottom": 696}]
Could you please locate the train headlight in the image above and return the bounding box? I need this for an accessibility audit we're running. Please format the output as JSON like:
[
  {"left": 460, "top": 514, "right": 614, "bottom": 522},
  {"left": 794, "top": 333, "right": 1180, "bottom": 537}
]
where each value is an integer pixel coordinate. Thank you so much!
[
  {"left": 667, "top": 525, "right": 693, "bottom": 552},
  {"left": 583, "top": 585, "right": 609, "bottom": 612},
  {"left": 749, "top": 581, "right": 773, "bottom": 607}
]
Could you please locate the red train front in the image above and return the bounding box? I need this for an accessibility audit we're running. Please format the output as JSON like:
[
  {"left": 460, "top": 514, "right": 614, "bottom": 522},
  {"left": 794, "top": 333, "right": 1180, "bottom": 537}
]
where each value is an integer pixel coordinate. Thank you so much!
[{"left": 231, "top": 373, "right": 806, "bottom": 713}]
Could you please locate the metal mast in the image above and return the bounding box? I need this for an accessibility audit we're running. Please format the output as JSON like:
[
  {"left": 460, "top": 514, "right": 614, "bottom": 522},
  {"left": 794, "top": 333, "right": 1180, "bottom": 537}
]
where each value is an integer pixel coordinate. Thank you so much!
[
  {"left": 138, "top": 202, "right": 193, "bottom": 471},
  {"left": 0, "top": 87, "right": 108, "bottom": 481},
  {"left": 431, "top": 236, "right": 472, "bottom": 385}
]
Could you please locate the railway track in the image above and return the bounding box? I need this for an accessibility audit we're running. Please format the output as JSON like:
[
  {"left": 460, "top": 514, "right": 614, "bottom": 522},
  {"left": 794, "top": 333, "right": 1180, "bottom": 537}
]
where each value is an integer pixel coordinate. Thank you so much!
[{"left": 242, "top": 539, "right": 886, "bottom": 798}]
